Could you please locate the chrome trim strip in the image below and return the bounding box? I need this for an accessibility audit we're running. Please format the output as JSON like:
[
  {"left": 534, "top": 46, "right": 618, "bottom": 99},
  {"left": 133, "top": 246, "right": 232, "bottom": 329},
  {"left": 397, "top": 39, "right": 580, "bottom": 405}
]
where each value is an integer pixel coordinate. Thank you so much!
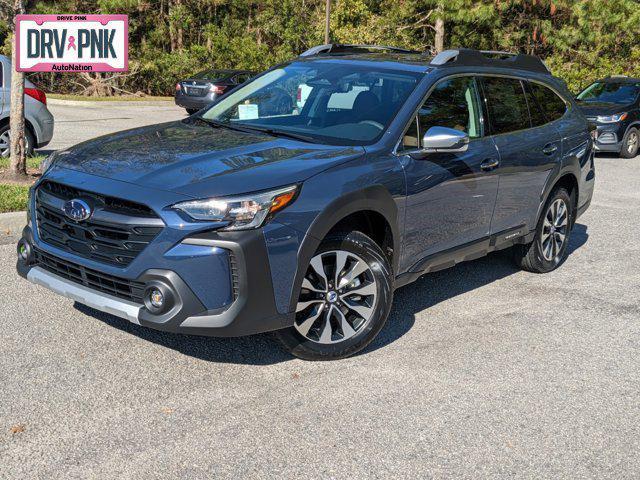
[
  {"left": 26, "top": 266, "right": 142, "bottom": 324},
  {"left": 36, "top": 189, "right": 165, "bottom": 227}
]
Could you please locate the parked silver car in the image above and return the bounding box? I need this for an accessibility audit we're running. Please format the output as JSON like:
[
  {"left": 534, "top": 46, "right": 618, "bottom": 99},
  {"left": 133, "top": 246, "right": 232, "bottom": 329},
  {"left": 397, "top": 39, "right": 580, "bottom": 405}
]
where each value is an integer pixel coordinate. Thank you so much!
[{"left": 0, "top": 55, "right": 54, "bottom": 157}]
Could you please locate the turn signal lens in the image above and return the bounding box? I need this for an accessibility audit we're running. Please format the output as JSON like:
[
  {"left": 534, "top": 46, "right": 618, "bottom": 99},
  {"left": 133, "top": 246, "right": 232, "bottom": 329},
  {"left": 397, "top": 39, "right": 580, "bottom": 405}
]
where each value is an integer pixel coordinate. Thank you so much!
[{"left": 270, "top": 189, "right": 297, "bottom": 214}]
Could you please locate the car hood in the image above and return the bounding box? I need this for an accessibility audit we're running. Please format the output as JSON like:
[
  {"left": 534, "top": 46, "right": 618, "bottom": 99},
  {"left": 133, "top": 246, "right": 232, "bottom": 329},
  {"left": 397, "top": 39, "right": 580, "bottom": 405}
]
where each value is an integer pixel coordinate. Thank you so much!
[
  {"left": 577, "top": 101, "right": 635, "bottom": 117},
  {"left": 54, "top": 119, "right": 365, "bottom": 198}
]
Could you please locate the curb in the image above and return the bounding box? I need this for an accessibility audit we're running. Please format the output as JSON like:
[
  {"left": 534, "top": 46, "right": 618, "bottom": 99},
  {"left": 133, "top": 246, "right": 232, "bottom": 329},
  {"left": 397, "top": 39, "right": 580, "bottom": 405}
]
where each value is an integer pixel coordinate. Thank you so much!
[
  {"left": 0, "top": 211, "right": 26, "bottom": 241},
  {"left": 48, "top": 98, "right": 176, "bottom": 107}
]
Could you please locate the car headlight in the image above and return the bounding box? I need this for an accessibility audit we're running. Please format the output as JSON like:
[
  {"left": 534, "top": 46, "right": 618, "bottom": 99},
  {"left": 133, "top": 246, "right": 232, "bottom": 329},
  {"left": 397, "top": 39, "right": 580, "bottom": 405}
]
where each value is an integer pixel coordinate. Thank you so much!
[
  {"left": 172, "top": 185, "right": 298, "bottom": 230},
  {"left": 597, "top": 112, "right": 628, "bottom": 123}
]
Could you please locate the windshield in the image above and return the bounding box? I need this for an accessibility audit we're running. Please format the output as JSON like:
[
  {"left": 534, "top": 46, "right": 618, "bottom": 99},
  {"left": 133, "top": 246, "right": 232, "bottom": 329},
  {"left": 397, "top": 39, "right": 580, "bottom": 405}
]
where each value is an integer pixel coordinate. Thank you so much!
[
  {"left": 201, "top": 62, "right": 421, "bottom": 145},
  {"left": 577, "top": 81, "right": 640, "bottom": 104}
]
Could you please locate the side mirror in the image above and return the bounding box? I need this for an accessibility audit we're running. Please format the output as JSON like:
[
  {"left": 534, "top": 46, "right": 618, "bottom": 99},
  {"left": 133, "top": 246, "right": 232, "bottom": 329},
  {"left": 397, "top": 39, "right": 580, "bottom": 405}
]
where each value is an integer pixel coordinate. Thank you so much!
[{"left": 422, "top": 126, "right": 470, "bottom": 152}]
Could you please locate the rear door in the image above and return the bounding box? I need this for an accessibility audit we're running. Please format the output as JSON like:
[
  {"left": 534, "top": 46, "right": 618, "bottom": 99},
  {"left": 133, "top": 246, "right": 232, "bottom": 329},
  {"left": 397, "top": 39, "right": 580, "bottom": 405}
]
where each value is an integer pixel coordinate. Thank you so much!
[{"left": 480, "top": 76, "right": 562, "bottom": 235}]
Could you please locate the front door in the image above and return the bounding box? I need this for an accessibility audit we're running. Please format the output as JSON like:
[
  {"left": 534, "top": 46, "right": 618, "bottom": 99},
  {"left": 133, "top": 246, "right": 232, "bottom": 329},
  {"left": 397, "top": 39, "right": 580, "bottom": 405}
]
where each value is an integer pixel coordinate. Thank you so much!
[{"left": 398, "top": 76, "right": 500, "bottom": 272}]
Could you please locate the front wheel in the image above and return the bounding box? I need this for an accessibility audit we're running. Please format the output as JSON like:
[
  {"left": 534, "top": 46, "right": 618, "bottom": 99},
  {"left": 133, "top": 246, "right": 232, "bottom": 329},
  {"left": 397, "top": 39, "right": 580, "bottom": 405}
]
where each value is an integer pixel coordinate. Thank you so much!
[
  {"left": 186, "top": 108, "right": 199, "bottom": 115},
  {"left": 513, "top": 187, "right": 573, "bottom": 273},
  {"left": 620, "top": 127, "right": 639, "bottom": 158},
  {"left": 276, "top": 230, "right": 393, "bottom": 360}
]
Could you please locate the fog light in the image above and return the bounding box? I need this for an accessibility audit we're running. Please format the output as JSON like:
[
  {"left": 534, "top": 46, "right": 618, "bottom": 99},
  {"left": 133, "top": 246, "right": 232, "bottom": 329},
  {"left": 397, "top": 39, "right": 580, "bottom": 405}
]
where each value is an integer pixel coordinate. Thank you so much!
[
  {"left": 17, "top": 239, "right": 32, "bottom": 263},
  {"left": 149, "top": 288, "right": 164, "bottom": 309}
]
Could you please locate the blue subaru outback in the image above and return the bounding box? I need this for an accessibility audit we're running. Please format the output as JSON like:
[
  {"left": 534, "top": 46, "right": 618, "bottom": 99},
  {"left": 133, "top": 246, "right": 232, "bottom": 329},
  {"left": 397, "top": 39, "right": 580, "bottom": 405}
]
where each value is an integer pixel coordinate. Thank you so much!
[{"left": 17, "top": 46, "right": 595, "bottom": 360}]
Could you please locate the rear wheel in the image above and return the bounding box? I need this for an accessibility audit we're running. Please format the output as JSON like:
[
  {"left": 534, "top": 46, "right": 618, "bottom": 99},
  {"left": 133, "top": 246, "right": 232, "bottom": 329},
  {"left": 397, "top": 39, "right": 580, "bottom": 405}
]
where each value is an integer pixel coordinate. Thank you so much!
[
  {"left": 276, "top": 230, "right": 393, "bottom": 360},
  {"left": 620, "top": 127, "right": 639, "bottom": 158},
  {"left": 0, "top": 124, "right": 34, "bottom": 158},
  {"left": 513, "top": 187, "right": 573, "bottom": 273}
]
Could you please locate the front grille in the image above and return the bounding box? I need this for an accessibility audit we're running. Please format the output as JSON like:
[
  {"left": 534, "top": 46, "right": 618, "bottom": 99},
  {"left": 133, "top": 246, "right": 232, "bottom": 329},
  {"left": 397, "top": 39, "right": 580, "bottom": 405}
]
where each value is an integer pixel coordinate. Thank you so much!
[
  {"left": 598, "top": 132, "right": 617, "bottom": 144},
  {"left": 35, "top": 181, "right": 163, "bottom": 267},
  {"left": 34, "top": 249, "right": 145, "bottom": 304}
]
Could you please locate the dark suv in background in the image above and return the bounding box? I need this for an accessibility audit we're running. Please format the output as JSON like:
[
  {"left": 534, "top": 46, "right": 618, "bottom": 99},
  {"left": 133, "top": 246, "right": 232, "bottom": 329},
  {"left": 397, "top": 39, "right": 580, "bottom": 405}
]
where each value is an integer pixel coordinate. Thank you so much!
[
  {"left": 18, "top": 46, "right": 595, "bottom": 360},
  {"left": 175, "top": 69, "right": 254, "bottom": 114},
  {"left": 576, "top": 76, "right": 640, "bottom": 158}
]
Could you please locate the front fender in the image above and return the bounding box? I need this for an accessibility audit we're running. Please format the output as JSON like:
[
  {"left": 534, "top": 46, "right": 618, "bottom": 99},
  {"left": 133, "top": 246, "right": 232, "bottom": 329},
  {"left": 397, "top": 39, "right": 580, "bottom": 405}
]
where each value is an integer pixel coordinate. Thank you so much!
[{"left": 264, "top": 153, "right": 406, "bottom": 316}]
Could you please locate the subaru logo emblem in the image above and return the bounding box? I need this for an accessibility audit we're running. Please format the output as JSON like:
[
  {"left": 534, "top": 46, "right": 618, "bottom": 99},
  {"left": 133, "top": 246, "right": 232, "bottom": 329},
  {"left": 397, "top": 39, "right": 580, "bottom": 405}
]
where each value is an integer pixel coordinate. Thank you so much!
[{"left": 62, "top": 199, "right": 92, "bottom": 222}]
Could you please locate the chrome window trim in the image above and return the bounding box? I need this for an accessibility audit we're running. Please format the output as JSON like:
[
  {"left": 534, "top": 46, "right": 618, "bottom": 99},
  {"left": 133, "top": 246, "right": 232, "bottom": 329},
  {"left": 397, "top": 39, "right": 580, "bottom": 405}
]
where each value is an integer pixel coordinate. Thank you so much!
[{"left": 393, "top": 72, "right": 571, "bottom": 155}]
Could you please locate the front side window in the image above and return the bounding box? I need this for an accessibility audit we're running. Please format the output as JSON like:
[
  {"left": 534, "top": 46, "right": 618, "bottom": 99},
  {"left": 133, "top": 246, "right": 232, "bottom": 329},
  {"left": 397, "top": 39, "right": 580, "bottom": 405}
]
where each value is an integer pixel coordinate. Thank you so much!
[
  {"left": 419, "top": 77, "right": 483, "bottom": 139},
  {"left": 402, "top": 76, "right": 482, "bottom": 149},
  {"left": 529, "top": 82, "right": 568, "bottom": 123},
  {"left": 203, "top": 62, "right": 421, "bottom": 145},
  {"left": 482, "top": 77, "right": 531, "bottom": 135},
  {"left": 577, "top": 81, "right": 640, "bottom": 105}
]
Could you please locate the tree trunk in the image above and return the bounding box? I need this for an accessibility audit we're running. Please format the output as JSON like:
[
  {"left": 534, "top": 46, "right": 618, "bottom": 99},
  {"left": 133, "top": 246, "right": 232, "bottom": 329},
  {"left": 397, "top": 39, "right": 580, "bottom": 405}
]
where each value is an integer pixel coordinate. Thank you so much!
[
  {"left": 325, "top": 0, "right": 331, "bottom": 44},
  {"left": 434, "top": 17, "right": 445, "bottom": 54},
  {"left": 9, "top": 0, "right": 27, "bottom": 179}
]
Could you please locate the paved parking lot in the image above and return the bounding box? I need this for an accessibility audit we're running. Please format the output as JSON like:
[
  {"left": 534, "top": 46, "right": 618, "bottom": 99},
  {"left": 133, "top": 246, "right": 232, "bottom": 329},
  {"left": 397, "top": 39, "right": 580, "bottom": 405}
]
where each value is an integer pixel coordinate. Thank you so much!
[
  {"left": 39, "top": 99, "right": 186, "bottom": 153},
  {"left": 3, "top": 102, "right": 640, "bottom": 477}
]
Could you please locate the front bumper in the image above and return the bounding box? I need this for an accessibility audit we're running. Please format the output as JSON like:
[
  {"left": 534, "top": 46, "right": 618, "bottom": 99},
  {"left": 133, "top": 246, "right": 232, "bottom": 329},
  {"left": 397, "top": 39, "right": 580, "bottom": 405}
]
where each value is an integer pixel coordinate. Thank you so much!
[
  {"left": 593, "top": 124, "right": 625, "bottom": 152},
  {"left": 17, "top": 224, "right": 294, "bottom": 337}
]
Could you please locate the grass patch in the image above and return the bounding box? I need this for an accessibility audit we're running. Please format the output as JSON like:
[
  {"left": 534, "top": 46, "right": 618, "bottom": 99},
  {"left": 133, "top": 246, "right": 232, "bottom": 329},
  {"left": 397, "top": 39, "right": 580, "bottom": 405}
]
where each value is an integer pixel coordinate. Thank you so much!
[
  {"left": 0, "top": 155, "right": 44, "bottom": 170},
  {"left": 48, "top": 94, "right": 173, "bottom": 102},
  {"left": 0, "top": 184, "right": 30, "bottom": 213}
]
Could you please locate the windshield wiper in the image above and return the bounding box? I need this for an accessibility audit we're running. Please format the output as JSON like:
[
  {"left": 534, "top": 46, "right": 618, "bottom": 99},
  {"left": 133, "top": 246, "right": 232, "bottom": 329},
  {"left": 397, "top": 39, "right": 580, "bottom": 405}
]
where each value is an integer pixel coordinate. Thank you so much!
[
  {"left": 232, "top": 124, "right": 317, "bottom": 143},
  {"left": 197, "top": 117, "right": 316, "bottom": 143},
  {"left": 196, "top": 117, "right": 257, "bottom": 134}
]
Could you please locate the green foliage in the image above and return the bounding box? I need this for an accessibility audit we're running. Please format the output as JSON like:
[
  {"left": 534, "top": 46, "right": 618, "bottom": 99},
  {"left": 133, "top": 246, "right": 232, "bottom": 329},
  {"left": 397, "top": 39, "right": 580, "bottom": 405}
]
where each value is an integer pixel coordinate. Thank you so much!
[
  {"left": 0, "top": 185, "right": 30, "bottom": 213},
  {"left": 1, "top": 0, "right": 639, "bottom": 95}
]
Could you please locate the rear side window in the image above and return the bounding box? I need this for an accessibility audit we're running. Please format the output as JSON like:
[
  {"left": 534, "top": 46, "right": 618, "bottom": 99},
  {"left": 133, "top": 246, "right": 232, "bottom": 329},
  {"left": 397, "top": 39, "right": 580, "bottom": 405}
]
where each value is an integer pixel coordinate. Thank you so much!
[
  {"left": 481, "top": 77, "right": 530, "bottom": 135},
  {"left": 529, "top": 82, "right": 567, "bottom": 123},
  {"left": 524, "top": 83, "right": 548, "bottom": 127}
]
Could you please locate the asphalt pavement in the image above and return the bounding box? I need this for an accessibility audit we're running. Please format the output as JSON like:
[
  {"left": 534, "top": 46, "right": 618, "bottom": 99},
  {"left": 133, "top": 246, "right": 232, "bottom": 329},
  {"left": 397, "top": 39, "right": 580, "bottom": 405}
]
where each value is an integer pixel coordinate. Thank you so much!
[
  {"left": 38, "top": 99, "right": 186, "bottom": 153},
  {"left": 2, "top": 101, "right": 639, "bottom": 478}
]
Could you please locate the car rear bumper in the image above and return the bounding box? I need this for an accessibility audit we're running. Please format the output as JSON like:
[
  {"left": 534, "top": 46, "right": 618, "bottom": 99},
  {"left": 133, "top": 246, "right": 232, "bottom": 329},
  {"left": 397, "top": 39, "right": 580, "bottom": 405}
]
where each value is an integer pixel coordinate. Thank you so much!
[
  {"left": 174, "top": 92, "right": 218, "bottom": 110},
  {"left": 28, "top": 104, "right": 54, "bottom": 147}
]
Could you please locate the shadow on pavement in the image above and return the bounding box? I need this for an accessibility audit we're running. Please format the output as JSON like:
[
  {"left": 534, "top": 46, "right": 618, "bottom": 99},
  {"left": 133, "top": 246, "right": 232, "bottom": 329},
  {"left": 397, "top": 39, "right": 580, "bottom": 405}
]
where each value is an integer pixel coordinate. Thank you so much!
[
  {"left": 363, "top": 223, "right": 589, "bottom": 355},
  {"left": 77, "top": 224, "right": 589, "bottom": 365}
]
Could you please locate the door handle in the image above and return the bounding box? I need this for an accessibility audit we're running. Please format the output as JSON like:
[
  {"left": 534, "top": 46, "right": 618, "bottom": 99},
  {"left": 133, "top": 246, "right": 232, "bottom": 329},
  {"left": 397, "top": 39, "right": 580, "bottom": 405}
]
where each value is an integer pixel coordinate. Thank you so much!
[
  {"left": 480, "top": 158, "right": 500, "bottom": 171},
  {"left": 543, "top": 144, "right": 558, "bottom": 155}
]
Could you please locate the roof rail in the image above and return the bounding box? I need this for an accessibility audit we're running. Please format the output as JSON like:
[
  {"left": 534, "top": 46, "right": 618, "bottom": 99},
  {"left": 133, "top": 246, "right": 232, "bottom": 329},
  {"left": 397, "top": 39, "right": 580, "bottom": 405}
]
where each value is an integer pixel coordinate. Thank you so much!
[
  {"left": 300, "top": 44, "right": 420, "bottom": 57},
  {"left": 430, "top": 48, "right": 551, "bottom": 75}
]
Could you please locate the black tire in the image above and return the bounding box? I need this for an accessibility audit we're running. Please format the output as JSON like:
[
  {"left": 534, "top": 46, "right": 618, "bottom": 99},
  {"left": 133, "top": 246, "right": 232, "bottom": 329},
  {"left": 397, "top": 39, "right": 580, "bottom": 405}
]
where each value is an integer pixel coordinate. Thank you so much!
[
  {"left": 186, "top": 108, "right": 199, "bottom": 115},
  {"left": 512, "top": 187, "right": 573, "bottom": 273},
  {"left": 0, "top": 123, "right": 34, "bottom": 158},
  {"left": 620, "top": 127, "right": 639, "bottom": 159},
  {"left": 275, "top": 230, "right": 393, "bottom": 361}
]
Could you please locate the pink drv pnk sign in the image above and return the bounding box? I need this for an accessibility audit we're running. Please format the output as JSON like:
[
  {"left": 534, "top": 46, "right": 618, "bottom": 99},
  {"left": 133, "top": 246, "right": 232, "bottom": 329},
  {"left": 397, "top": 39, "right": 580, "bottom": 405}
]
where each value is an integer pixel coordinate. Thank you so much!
[{"left": 15, "top": 15, "right": 128, "bottom": 72}]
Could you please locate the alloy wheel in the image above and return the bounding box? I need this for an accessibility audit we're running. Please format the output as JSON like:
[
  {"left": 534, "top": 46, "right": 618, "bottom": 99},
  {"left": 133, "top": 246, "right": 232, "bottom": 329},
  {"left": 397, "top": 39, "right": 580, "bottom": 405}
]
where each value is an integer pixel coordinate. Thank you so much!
[
  {"left": 540, "top": 198, "right": 568, "bottom": 262},
  {"left": 0, "top": 130, "right": 10, "bottom": 158},
  {"left": 627, "top": 131, "right": 638, "bottom": 155},
  {"left": 295, "top": 250, "right": 377, "bottom": 344},
  {"left": 0, "top": 130, "right": 30, "bottom": 158}
]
